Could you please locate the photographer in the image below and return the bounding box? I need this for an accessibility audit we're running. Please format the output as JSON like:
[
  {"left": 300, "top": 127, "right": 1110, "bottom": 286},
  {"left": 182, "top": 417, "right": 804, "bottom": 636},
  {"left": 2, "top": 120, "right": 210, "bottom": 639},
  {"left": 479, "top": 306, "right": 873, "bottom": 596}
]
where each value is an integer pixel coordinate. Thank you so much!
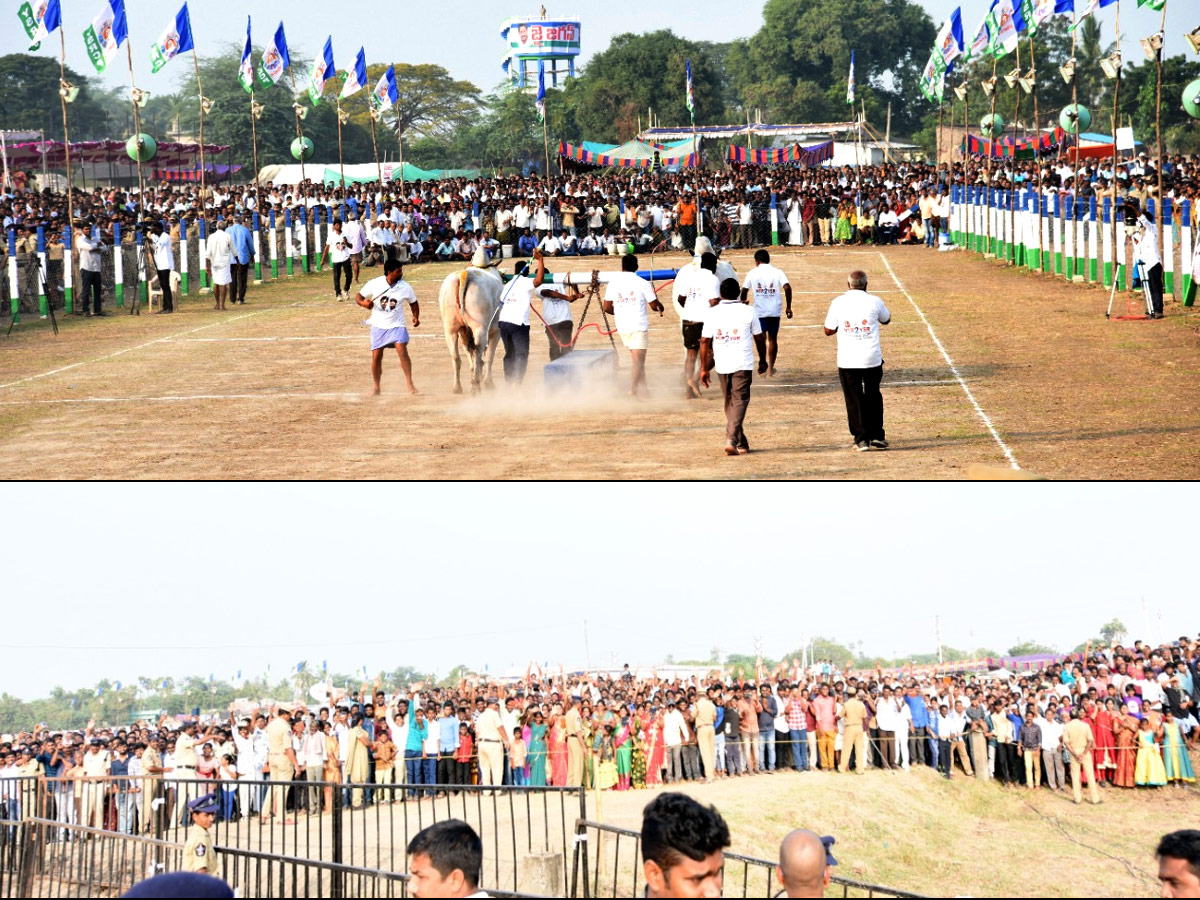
[{"left": 1127, "top": 199, "right": 1164, "bottom": 319}]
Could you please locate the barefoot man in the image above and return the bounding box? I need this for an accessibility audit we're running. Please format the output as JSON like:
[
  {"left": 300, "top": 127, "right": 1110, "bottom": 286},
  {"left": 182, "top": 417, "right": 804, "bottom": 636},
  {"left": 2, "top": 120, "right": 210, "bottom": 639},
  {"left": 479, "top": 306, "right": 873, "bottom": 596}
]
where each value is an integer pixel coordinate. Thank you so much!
[
  {"left": 741, "top": 250, "right": 792, "bottom": 376},
  {"left": 601, "top": 254, "right": 664, "bottom": 397},
  {"left": 355, "top": 259, "right": 420, "bottom": 396}
]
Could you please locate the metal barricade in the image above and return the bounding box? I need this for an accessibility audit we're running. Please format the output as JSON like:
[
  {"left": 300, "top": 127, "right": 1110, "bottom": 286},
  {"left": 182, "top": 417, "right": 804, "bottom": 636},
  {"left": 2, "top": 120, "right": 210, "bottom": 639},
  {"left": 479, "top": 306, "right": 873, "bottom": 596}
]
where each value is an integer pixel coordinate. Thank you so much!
[
  {"left": 33, "top": 775, "right": 583, "bottom": 897},
  {"left": 570, "top": 818, "right": 923, "bottom": 900}
]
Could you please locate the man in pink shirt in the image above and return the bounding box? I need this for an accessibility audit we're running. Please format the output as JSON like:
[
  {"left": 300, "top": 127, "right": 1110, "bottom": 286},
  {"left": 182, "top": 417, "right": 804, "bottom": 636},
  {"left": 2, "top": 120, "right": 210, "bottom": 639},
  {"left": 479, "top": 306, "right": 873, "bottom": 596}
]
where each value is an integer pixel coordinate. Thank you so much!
[{"left": 811, "top": 685, "right": 838, "bottom": 771}]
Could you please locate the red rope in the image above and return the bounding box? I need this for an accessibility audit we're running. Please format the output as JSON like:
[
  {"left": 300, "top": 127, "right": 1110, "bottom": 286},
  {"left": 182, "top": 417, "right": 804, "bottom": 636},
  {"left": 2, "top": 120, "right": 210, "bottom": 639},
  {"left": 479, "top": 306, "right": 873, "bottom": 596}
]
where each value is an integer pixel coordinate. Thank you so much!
[{"left": 527, "top": 279, "right": 675, "bottom": 350}]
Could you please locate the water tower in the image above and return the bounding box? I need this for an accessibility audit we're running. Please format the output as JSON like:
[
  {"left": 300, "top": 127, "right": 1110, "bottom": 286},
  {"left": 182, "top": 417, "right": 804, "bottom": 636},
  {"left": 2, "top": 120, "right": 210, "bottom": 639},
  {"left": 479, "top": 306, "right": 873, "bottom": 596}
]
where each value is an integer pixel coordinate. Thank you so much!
[{"left": 501, "top": 14, "right": 582, "bottom": 89}]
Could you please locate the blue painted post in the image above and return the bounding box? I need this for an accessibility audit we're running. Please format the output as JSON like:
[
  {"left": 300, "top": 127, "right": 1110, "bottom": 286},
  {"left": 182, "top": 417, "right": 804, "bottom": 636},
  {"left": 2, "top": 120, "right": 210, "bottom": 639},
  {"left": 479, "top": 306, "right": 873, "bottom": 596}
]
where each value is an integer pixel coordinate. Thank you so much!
[
  {"left": 284, "top": 208, "right": 294, "bottom": 277},
  {"left": 35, "top": 226, "right": 47, "bottom": 318},
  {"left": 7, "top": 228, "right": 18, "bottom": 324},
  {"left": 769, "top": 193, "right": 779, "bottom": 246},
  {"left": 253, "top": 212, "right": 263, "bottom": 282},
  {"left": 113, "top": 222, "right": 124, "bottom": 307},
  {"left": 1088, "top": 196, "right": 1098, "bottom": 284},
  {"left": 62, "top": 225, "right": 73, "bottom": 314},
  {"left": 199, "top": 217, "right": 209, "bottom": 292}
]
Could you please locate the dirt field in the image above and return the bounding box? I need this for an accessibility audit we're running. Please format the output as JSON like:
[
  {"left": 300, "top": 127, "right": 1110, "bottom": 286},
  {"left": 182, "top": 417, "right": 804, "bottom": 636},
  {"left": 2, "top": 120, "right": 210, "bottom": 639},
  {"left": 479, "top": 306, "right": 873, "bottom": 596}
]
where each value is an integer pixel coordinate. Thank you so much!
[{"left": 1, "top": 245, "right": 1197, "bottom": 479}]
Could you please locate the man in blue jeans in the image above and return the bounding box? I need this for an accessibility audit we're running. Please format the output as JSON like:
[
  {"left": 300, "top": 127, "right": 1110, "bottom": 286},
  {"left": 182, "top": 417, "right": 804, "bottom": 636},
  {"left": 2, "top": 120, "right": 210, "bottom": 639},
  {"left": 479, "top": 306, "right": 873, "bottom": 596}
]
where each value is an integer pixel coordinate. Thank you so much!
[
  {"left": 784, "top": 688, "right": 810, "bottom": 772},
  {"left": 756, "top": 684, "right": 778, "bottom": 772}
]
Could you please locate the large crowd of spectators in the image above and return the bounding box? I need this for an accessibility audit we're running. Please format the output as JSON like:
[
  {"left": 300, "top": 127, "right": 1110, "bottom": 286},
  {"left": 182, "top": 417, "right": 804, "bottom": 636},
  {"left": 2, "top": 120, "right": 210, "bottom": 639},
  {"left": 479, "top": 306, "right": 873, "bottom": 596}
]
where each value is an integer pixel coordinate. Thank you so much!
[
  {"left": 1, "top": 632, "right": 1195, "bottom": 843},
  {"left": 3, "top": 148, "right": 1198, "bottom": 308}
]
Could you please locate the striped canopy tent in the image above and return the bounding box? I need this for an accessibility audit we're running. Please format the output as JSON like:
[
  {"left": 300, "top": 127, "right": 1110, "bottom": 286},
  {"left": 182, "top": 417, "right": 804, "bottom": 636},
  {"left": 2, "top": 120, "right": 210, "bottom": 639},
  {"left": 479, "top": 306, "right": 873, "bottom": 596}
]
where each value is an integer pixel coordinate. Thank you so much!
[
  {"left": 962, "top": 127, "right": 1069, "bottom": 160},
  {"left": 727, "top": 140, "right": 834, "bottom": 166},
  {"left": 153, "top": 163, "right": 242, "bottom": 183},
  {"left": 1, "top": 139, "right": 229, "bottom": 169},
  {"left": 557, "top": 139, "right": 698, "bottom": 170}
]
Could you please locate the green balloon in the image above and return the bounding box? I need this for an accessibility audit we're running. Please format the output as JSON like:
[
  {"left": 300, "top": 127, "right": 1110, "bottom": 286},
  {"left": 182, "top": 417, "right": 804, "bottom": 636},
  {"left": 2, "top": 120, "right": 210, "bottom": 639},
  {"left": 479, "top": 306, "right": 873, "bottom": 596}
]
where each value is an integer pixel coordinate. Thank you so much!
[
  {"left": 980, "top": 114, "right": 1005, "bottom": 139},
  {"left": 1184, "top": 79, "right": 1200, "bottom": 120},
  {"left": 1059, "top": 104, "right": 1092, "bottom": 134},
  {"left": 291, "top": 137, "right": 314, "bottom": 162},
  {"left": 125, "top": 133, "right": 157, "bottom": 163}
]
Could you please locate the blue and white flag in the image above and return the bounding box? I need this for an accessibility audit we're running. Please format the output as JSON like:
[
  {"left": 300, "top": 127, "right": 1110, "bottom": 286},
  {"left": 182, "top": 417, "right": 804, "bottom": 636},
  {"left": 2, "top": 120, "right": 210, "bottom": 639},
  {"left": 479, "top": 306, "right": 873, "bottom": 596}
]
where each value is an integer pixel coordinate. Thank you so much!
[
  {"left": 322, "top": 659, "right": 328, "bottom": 672},
  {"left": 371, "top": 64, "right": 398, "bottom": 111},
  {"left": 341, "top": 47, "right": 367, "bottom": 99},
  {"left": 19, "top": 0, "right": 60, "bottom": 50},
  {"left": 935, "top": 9, "right": 964, "bottom": 70},
  {"left": 308, "top": 36, "right": 333, "bottom": 105},
  {"left": 1070, "top": 0, "right": 1116, "bottom": 29},
  {"left": 82, "top": 0, "right": 126, "bottom": 74},
  {"left": 256, "top": 21, "right": 289, "bottom": 88},
  {"left": 963, "top": 9, "right": 993, "bottom": 62},
  {"left": 535, "top": 60, "right": 546, "bottom": 123},
  {"left": 149, "top": 3, "right": 193, "bottom": 74},
  {"left": 1054, "top": 0, "right": 1074, "bottom": 13},
  {"left": 236, "top": 669, "right": 242, "bottom": 680},
  {"left": 238, "top": 16, "right": 254, "bottom": 94},
  {"left": 846, "top": 50, "right": 856, "bottom": 106},
  {"left": 685, "top": 58, "right": 695, "bottom": 122},
  {"left": 295, "top": 660, "right": 305, "bottom": 674},
  {"left": 115, "top": 681, "right": 122, "bottom": 691}
]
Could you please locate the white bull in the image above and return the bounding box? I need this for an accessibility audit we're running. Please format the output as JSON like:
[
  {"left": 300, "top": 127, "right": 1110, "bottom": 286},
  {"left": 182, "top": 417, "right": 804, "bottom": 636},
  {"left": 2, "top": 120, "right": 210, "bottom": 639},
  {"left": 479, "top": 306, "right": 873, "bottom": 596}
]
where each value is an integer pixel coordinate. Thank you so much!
[{"left": 438, "top": 264, "right": 503, "bottom": 394}]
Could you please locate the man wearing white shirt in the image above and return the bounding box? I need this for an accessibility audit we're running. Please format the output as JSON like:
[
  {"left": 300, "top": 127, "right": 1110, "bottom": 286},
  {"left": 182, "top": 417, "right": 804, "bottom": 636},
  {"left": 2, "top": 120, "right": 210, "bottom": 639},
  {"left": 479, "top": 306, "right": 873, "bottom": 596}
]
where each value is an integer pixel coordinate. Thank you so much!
[
  {"left": 662, "top": 702, "right": 688, "bottom": 783},
  {"left": 354, "top": 260, "right": 420, "bottom": 396},
  {"left": 741, "top": 250, "right": 792, "bottom": 378},
  {"left": 601, "top": 254, "right": 663, "bottom": 397},
  {"left": 75, "top": 222, "right": 105, "bottom": 316},
  {"left": 701, "top": 278, "right": 762, "bottom": 456},
  {"left": 150, "top": 221, "right": 176, "bottom": 314},
  {"left": 497, "top": 250, "right": 548, "bottom": 385},
  {"left": 206, "top": 220, "right": 234, "bottom": 310},
  {"left": 342, "top": 214, "right": 366, "bottom": 285},
  {"left": 1128, "top": 200, "right": 1164, "bottom": 318},
  {"left": 673, "top": 253, "right": 721, "bottom": 399},
  {"left": 823, "top": 270, "right": 891, "bottom": 452},
  {"left": 1038, "top": 709, "right": 1065, "bottom": 792}
]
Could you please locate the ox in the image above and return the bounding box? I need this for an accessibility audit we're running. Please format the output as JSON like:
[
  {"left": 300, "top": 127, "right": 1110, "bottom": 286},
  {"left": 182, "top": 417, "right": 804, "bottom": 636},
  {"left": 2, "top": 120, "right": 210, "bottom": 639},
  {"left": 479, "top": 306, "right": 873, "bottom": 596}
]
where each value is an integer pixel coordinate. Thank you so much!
[{"left": 438, "top": 258, "right": 504, "bottom": 394}]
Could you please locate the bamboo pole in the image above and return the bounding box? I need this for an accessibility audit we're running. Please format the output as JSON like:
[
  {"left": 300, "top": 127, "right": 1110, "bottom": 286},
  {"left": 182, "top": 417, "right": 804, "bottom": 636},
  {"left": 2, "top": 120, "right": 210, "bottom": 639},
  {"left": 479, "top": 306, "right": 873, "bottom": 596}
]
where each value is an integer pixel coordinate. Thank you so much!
[
  {"left": 1110, "top": 1, "right": 1121, "bottom": 290},
  {"left": 985, "top": 56, "right": 998, "bottom": 255},
  {"left": 249, "top": 89, "right": 261, "bottom": 214},
  {"left": 192, "top": 49, "right": 206, "bottom": 213},
  {"left": 57, "top": 28, "right": 75, "bottom": 236},
  {"left": 1009, "top": 41, "right": 1022, "bottom": 266},
  {"left": 1029, "top": 35, "right": 1042, "bottom": 270},
  {"left": 124, "top": 33, "right": 146, "bottom": 222},
  {"left": 1154, "top": 2, "right": 1167, "bottom": 273},
  {"left": 287, "top": 67, "right": 307, "bottom": 185}
]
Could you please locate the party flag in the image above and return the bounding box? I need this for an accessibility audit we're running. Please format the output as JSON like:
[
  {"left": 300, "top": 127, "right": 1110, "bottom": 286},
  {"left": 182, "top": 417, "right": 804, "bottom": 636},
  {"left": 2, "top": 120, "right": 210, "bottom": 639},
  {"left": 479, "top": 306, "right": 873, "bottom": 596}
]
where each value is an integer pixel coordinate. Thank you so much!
[
  {"left": 19, "top": 0, "right": 60, "bottom": 50},
  {"left": 82, "top": 0, "right": 126, "bottom": 74},
  {"left": 535, "top": 60, "right": 546, "bottom": 123},
  {"left": 256, "top": 21, "right": 289, "bottom": 88},
  {"left": 308, "top": 35, "right": 333, "bottom": 105},
  {"left": 686, "top": 58, "right": 695, "bottom": 121},
  {"left": 341, "top": 47, "right": 367, "bottom": 99},
  {"left": 148, "top": 3, "right": 193, "bottom": 74},
  {"left": 371, "top": 64, "right": 398, "bottom": 111},
  {"left": 238, "top": 16, "right": 254, "bottom": 93}
]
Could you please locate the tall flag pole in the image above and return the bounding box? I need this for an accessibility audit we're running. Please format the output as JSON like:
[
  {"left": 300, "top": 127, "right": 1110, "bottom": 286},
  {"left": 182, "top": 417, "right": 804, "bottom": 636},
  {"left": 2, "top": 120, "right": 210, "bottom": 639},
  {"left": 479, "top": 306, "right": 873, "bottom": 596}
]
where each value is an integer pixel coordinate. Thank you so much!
[
  {"left": 338, "top": 48, "right": 367, "bottom": 206},
  {"left": 237, "top": 16, "right": 262, "bottom": 214},
  {"left": 1144, "top": 0, "right": 1168, "bottom": 270},
  {"left": 537, "top": 61, "right": 550, "bottom": 182},
  {"left": 40, "top": 1, "right": 74, "bottom": 248},
  {"left": 122, "top": 4, "right": 147, "bottom": 230},
  {"left": 686, "top": 58, "right": 701, "bottom": 233}
]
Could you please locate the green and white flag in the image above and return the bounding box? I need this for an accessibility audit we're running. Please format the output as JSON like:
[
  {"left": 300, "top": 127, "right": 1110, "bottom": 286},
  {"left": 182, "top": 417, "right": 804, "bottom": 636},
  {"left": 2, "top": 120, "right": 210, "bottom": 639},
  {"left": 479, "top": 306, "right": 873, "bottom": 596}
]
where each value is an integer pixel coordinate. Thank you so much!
[
  {"left": 19, "top": 0, "right": 60, "bottom": 51},
  {"left": 919, "top": 52, "right": 945, "bottom": 104},
  {"left": 1135, "top": 0, "right": 1165, "bottom": 10},
  {"left": 81, "top": 0, "right": 126, "bottom": 74},
  {"left": 963, "top": 10, "right": 992, "bottom": 63},
  {"left": 987, "top": 0, "right": 1020, "bottom": 58}
]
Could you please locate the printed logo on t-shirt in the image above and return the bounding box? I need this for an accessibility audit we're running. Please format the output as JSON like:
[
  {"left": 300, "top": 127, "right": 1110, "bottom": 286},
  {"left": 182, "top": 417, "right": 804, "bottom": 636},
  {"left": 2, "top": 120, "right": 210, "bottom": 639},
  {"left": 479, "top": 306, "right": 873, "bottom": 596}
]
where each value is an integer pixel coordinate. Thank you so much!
[{"left": 843, "top": 320, "right": 874, "bottom": 339}]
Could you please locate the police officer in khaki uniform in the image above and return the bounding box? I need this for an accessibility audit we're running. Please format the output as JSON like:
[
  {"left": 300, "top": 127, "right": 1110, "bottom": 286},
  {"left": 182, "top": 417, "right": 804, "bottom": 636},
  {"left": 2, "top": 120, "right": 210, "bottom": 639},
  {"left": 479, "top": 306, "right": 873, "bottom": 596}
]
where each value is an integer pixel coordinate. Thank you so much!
[
  {"left": 166, "top": 717, "right": 214, "bottom": 824},
  {"left": 266, "top": 706, "right": 299, "bottom": 824},
  {"left": 838, "top": 689, "right": 868, "bottom": 774},
  {"left": 139, "top": 740, "right": 163, "bottom": 834},
  {"left": 181, "top": 792, "right": 219, "bottom": 875}
]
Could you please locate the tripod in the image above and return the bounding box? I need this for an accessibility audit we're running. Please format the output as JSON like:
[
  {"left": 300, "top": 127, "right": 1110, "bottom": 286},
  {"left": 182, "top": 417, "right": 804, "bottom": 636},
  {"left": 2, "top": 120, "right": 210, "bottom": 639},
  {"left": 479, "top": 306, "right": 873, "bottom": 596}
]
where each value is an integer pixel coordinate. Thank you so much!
[{"left": 7, "top": 254, "right": 58, "bottom": 337}]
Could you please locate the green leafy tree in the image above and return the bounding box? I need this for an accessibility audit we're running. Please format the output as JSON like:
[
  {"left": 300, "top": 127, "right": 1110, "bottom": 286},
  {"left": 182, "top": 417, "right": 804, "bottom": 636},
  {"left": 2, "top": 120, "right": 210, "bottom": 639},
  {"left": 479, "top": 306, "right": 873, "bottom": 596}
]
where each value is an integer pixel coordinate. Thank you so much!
[
  {"left": 0, "top": 55, "right": 113, "bottom": 140},
  {"left": 1098, "top": 618, "right": 1128, "bottom": 645},
  {"left": 346, "top": 63, "right": 482, "bottom": 142},
  {"left": 1006, "top": 640, "right": 1057, "bottom": 656},
  {"left": 1120, "top": 55, "right": 1200, "bottom": 153},
  {"left": 566, "top": 31, "right": 724, "bottom": 141},
  {"left": 726, "top": 0, "right": 935, "bottom": 138}
]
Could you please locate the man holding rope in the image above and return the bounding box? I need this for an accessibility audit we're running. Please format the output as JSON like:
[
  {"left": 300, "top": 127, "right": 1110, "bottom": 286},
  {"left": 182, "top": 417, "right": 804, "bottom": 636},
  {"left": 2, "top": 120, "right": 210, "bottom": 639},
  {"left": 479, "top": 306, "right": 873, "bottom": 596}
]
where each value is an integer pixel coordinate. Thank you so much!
[{"left": 354, "top": 259, "right": 420, "bottom": 396}]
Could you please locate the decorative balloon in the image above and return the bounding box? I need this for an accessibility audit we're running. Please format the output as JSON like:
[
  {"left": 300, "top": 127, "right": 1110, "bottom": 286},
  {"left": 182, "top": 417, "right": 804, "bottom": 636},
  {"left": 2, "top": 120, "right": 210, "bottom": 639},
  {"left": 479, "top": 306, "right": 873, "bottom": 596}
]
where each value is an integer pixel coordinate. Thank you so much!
[
  {"left": 1184, "top": 79, "right": 1200, "bottom": 120},
  {"left": 291, "top": 137, "right": 314, "bottom": 162},
  {"left": 980, "top": 114, "right": 1005, "bottom": 139},
  {"left": 1059, "top": 104, "right": 1092, "bottom": 134},
  {"left": 125, "top": 133, "right": 157, "bottom": 164}
]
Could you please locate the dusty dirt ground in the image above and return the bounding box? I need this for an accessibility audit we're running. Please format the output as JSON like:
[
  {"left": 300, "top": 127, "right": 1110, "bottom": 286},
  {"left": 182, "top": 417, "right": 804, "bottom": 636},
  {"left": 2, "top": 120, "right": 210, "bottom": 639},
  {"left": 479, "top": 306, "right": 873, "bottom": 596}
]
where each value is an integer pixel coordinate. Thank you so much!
[{"left": 1, "top": 245, "right": 1197, "bottom": 479}]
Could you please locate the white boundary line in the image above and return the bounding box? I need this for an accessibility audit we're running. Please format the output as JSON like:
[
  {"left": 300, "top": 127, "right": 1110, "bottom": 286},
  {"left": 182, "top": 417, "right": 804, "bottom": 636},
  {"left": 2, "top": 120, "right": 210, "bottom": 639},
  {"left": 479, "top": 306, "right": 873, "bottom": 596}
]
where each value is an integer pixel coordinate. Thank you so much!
[
  {"left": 878, "top": 252, "right": 1020, "bottom": 470},
  {"left": 0, "top": 307, "right": 283, "bottom": 391},
  {"left": 757, "top": 379, "right": 959, "bottom": 389},
  {"left": 164, "top": 333, "right": 442, "bottom": 343},
  {"left": 0, "top": 392, "right": 364, "bottom": 406}
]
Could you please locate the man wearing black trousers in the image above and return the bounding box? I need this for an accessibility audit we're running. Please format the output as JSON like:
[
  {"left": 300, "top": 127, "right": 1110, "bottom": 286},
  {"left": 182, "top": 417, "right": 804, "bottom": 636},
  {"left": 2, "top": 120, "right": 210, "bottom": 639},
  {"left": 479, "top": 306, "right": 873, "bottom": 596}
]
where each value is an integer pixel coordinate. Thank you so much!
[
  {"left": 1129, "top": 201, "right": 1165, "bottom": 319},
  {"left": 149, "top": 221, "right": 175, "bottom": 314},
  {"left": 824, "top": 270, "right": 891, "bottom": 452}
]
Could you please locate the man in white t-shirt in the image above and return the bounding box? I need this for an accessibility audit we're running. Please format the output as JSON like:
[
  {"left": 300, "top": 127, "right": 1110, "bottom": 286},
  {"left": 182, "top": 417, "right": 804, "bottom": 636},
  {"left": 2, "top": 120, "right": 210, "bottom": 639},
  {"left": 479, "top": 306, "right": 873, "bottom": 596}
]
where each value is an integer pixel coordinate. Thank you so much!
[
  {"left": 342, "top": 214, "right": 367, "bottom": 284},
  {"left": 601, "top": 254, "right": 663, "bottom": 396},
  {"left": 701, "top": 278, "right": 762, "bottom": 455},
  {"left": 672, "top": 252, "right": 721, "bottom": 399},
  {"left": 823, "top": 270, "right": 891, "bottom": 452},
  {"left": 741, "top": 249, "right": 792, "bottom": 378},
  {"left": 354, "top": 259, "right": 420, "bottom": 396},
  {"left": 206, "top": 220, "right": 234, "bottom": 310},
  {"left": 319, "top": 218, "right": 353, "bottom": 301},
  {"left": 497, "top": 250, "right": 540, "bottom": 385}
]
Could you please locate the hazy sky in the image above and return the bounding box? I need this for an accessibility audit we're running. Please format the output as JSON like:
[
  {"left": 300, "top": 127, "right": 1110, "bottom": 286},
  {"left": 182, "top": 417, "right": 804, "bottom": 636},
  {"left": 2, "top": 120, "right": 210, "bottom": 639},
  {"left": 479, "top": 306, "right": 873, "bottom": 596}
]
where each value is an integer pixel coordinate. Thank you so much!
[
  {"left": 1, "top": 0, "right": 1192, "bottom": 109},
  {"left": 2, "top": 483, "right": 1194, "bottom": 701}
]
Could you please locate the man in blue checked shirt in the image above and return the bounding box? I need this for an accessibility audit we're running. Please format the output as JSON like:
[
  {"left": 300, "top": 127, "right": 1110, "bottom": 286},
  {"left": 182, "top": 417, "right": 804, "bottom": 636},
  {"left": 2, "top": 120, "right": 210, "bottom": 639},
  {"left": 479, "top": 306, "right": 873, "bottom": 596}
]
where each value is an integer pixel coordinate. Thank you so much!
[{"left": 435, "top": 703, "right": 460, "bottom": 790}]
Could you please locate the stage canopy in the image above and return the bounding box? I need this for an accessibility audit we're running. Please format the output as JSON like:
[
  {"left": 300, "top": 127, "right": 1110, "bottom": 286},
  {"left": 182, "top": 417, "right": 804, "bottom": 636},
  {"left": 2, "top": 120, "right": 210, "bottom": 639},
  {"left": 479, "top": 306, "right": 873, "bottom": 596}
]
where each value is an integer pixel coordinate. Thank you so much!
[
  {"left": 255, "top": 162, "right": 481, "bottom": 186},
  {"left": 640, "top": 122, "right": 859, "bottom": 142},
  {"left": 1, "top": 139, "right": 230, "bottom": 170},
  {"left": 152, "top": 164, "right": 243, "bottom": 182},
  {"left": 726, "top": 140, "right": 834, "bottom": 166},
  {"left": 557, "top": 139, "right": 698, "bottom": 169}
]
